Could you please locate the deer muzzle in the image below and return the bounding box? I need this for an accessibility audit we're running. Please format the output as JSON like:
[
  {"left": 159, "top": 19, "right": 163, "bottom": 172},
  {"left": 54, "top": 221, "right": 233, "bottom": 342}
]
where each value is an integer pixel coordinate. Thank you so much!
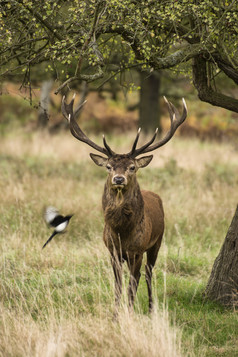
[{"left": 112, "top": 175, "right": 127, "bottom": 188}]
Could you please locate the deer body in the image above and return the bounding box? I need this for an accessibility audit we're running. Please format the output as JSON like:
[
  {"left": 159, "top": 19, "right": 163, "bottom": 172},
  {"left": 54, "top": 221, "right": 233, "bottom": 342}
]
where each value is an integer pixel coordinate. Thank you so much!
[
  {"left": 89, "top": 153, "right": 165, "bottom": 310},
  {"left": 62, "top": 95, "right": 187, "bottom": 312},
  {"left": 103, "top": 184, "right": 164, "bottom": 311},
  {"left": 103, "top": 187, "right": 164, "bottom": 258}
]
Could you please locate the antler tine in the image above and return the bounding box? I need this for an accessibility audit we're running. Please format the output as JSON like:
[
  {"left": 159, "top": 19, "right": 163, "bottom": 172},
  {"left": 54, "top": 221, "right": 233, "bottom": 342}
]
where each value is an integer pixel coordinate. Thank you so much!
[
  {"left": 103, "top": 134, "right": 114, "bottom": 157},
  {"left": 74, "top": 99, "right": 87, "bottom": 118},
  {"left": 62, "top": 95, "right": 114, "bottom": 157},
  {"left": 61, "top": 95, "right": 75, "bottom": 121},
  {"left": 131, "top": 98, "right": 187, "bottom": 157},
  {"left": 128, "top": 128, "right": 141, "bottom": 155},
  {"left": 164, "top": 96, "right": 186, "bottom": 123},
  {"left": 130, "top": 128, "right": 158, "bottom": 158}
]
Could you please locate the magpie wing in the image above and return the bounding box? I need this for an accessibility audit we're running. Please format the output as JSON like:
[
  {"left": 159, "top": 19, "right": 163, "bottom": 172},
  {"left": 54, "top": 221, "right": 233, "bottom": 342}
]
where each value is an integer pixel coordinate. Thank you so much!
[
  {"left": 50, "top": 215, "right": 65, "bottom": 227},
  {"left": 44, "top": 206, "right": 60, "bottom": 225}
]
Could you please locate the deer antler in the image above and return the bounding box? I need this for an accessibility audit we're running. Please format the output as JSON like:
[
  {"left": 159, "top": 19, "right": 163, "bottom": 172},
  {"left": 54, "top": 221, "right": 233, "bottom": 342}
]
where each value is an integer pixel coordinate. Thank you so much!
[
  {"left": 129, "top": 97, "right": 187, "bottom": 157},
  {"left": 62, "top": 94, "right": 114, "bottom": 157}
]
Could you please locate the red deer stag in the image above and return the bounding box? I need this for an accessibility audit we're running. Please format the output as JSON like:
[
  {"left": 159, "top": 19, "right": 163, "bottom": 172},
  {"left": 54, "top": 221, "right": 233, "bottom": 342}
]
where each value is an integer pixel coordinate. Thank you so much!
[{"left": 62, "top": 95, "right": 187, "bottom": 312}]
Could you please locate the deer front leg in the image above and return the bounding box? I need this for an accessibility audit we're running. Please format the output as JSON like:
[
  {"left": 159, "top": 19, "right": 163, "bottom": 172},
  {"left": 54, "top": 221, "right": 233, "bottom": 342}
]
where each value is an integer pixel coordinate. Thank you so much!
[
  {"left": 110, "top": 254, "right": 123, "bottom": 313},
  {"left": 127, "top": 255, "right": 143, "bottom": 310}
]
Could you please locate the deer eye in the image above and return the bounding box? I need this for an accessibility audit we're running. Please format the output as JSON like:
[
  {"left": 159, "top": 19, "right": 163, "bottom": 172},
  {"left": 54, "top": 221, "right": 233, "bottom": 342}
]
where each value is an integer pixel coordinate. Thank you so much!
[
  {"left": 129, "top": 165, "right": 135, "bottom": 172},
  {"left": 106, "top": 164, "right": 112, "bottom": 171}
]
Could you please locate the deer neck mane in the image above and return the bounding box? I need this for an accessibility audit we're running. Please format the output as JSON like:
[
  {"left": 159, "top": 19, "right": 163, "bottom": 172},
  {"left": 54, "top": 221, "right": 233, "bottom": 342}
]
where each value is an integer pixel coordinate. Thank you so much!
[{"left": 102, "top": 177, "right": 144, "bottom": 233}]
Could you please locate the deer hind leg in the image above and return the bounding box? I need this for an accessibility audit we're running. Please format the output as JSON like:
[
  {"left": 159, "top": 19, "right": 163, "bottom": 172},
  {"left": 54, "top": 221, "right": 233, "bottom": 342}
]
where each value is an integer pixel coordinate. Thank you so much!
[
  {"left": 146, "top": 239, "right": 161, "bottom": 313},
  {"left": 127, "top": 254, "right": 143, "bottom": 310}
]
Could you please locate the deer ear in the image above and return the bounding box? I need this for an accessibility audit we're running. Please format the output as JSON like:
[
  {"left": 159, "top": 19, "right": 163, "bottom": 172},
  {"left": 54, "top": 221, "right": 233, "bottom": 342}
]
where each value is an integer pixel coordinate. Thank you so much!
[
  {"left": 90, "top": 153, "right": 108, "bottom": 167},
  {"left": 136, "top": 155, "right": 153, "bottom": 168}
]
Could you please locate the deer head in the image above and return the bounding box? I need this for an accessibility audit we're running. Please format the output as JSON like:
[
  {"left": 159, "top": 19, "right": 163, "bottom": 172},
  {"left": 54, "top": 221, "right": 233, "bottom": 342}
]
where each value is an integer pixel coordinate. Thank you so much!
[
  {"left": 62, "top": 94, "right": 187, "bottom": 191},
  {"left": 90, "top": 153, "right": 153, "bottom": 191}
]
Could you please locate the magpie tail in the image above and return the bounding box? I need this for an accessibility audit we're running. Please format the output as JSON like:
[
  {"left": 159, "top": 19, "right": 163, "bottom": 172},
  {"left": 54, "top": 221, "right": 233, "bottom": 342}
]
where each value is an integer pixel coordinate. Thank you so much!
[{"left": 42, "top": 231, "right": 58, "bottom": 249}]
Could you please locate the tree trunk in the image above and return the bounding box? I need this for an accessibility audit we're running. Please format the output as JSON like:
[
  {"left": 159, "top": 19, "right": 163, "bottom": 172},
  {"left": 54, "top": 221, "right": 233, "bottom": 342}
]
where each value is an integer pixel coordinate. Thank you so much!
[
  {"left": 139, "top": 71, "right": 161, "bottom": 133},
  {"left": 205, "top": 205, "right": 238, "bottom": 306},
  {"left": 38, "top": 79, "right": 53, "bottom": 128}
]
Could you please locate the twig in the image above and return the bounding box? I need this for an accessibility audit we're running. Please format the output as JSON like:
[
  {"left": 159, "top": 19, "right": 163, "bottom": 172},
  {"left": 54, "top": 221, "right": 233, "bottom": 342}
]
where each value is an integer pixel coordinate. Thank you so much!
[
  {"left": 54, "top": 66, "right": 103, "bottom": 94},
  {"left": 75, "top": 2, "right": 106, "bottom": 76}
]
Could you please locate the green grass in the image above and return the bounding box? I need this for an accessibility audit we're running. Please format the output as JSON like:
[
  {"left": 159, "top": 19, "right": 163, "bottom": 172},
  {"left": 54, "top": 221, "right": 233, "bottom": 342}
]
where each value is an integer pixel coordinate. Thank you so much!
[{"left": 0, "top": 129, "right": 238, "bottom": 356}]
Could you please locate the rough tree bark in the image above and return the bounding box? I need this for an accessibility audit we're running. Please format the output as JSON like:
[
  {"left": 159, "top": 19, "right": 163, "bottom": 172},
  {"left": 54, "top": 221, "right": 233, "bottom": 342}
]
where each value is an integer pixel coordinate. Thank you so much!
[
  {"left": 139, "top": 71, "right": 161, "bottom": 133},
  {"left": 205, "top": 205, "right": 238, "bottom": 306}
]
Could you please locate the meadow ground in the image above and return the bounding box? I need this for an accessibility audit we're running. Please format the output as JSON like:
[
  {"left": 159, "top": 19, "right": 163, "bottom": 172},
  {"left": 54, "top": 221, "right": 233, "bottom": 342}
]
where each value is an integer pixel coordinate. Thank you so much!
[{"left": 0, "top": 129, "right": 238, "bottom": 356}]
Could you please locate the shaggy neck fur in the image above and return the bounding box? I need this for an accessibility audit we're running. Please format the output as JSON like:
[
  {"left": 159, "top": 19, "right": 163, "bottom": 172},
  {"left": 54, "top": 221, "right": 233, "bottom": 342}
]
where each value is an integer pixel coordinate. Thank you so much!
[{"left": 102, "top": 176, "right": 144, "bottom": 235}]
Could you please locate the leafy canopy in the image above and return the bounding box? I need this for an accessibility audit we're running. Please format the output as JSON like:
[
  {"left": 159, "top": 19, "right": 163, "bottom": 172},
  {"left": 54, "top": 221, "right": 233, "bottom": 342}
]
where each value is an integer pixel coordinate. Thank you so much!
[{"left": 1, "top": 0, "right": 238, "bottom": 112}]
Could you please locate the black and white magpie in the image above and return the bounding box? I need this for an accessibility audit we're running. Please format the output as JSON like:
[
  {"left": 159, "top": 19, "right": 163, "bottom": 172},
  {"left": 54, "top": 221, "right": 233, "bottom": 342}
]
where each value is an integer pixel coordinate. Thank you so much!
[{"left": 42, "top": 206, "right": 73, "bottom": 249}]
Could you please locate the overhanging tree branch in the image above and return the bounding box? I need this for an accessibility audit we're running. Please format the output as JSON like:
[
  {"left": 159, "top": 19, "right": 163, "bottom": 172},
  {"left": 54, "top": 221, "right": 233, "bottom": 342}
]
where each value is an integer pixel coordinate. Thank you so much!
[
  {"left": 150, "top": 44, "right": 209, "bottom": 70},
  {"left": 193, "top": 56, "right": 238, "bottom": 113},
  {"left": 101, "top": 26, "right": 211, "bottom": 69},
  {"left": 215, "top": 57, "right": 238, "bottom": 85},
  {"left": 54, "top": 66, "right": 104, "bottom": 94}
]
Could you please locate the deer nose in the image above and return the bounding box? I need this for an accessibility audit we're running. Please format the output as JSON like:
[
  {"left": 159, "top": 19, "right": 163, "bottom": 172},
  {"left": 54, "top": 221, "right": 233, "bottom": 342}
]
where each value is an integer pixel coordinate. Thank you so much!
[{"left": 113, "top": 176, "right": 125, "bottom": 185}]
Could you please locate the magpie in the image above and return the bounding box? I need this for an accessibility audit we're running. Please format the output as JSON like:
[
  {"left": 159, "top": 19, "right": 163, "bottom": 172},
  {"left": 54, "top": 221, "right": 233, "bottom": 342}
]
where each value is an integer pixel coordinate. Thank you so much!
[{"left": 42, "top": 206, "right": 73, "bottom": 249}]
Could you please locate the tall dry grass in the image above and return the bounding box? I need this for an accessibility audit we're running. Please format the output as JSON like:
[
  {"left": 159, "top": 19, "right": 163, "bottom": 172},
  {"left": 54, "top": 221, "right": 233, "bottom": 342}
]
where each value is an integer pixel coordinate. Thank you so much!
[
  {"left": 0, "top": 233, "right": 182, "bottom": 357},
  {"left": 0, "top": 298, "right": 181, "bottom": 357}
]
